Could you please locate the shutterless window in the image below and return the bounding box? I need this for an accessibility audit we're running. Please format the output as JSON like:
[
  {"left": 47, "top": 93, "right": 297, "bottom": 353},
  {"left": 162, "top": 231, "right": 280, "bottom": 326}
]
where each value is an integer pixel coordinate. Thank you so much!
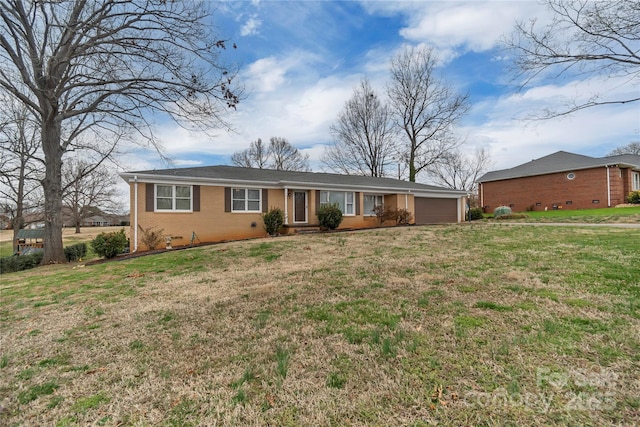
[
  {"left": 363, "top": 194, "right": 383, "bottom": 215},
  {"left": 633, "top": 172, "right": 640, "bottom": 191},
  {"left": 320, "top": 191, "right": 355, "bottom": 215},
  {"left": 232, "top": 188, "right": 261, "bottom": 212},
  {"left": 156, "top": 185, "right": 192, "bottom": 211}
]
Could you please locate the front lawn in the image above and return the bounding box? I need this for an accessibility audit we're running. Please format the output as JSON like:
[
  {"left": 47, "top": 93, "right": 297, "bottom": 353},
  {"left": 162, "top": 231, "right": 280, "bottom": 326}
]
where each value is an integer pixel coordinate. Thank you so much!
[
  {"left": 1, "top": 225, "right": 638, "bottom": 426},
  {"left": 486, "top": 205, "right": 640, "bottom": 223}
]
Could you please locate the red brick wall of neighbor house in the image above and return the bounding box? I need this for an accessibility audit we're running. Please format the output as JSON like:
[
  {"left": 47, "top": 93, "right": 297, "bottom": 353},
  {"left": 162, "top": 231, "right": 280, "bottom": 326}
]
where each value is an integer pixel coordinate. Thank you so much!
[{"left": 481, "top": 166, "right": 627, "bottom": 212}]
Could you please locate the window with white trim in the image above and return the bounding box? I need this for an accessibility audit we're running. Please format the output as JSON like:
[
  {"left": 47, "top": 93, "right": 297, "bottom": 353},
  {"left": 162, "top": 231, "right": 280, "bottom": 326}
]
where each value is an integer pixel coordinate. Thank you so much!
[
  {"left": 319, "top": 191, "right": 355, "bottom": 215},
  {"left": 633, "top": 172, "right": 640, "bottom": 191},
  {"left": 156, "top": 185, "right": 192, "bottom": 211},
  {"left": 363, "top": 194, "right": 384, "bottom": 215},
  {"left": 232, "top": 188, "right": 261, "bottom": 212}
]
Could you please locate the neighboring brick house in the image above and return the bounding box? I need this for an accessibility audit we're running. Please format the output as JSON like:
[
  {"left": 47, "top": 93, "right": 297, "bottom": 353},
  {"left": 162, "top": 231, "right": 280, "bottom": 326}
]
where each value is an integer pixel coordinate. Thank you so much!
[
  {"left": 119, "top": 165, "right": 468, "bottom": 252},
  {"left": 477, "top": 151, "right": 640, "bottom": 212}
]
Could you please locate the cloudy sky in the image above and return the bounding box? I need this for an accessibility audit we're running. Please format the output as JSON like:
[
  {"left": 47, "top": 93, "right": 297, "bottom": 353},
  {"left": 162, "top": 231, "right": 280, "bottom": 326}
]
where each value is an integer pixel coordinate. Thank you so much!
[{"left": 122, "top": 0, "right": 639, "bottom": 179}]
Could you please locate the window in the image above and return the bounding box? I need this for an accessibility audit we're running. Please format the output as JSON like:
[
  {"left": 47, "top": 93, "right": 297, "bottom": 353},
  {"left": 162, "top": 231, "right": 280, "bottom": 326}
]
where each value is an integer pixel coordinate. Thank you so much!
[
  {"left": 320, "top": 191, "right": 355, "bottom": 215},
  {"left": 232, "top": 188, "right": 261, "bottom": 212},
  {"left": 156, "top": 185, "right": 192, "bottom": 211},
  {"left": 566, "top": 172, "right": 576, "bottom": 180},
  {"left": 363, "top": 194, "right": 383, "bottom": 215},
  {"left": 633, "top": 172, "right": 640, "bottom": 191}
]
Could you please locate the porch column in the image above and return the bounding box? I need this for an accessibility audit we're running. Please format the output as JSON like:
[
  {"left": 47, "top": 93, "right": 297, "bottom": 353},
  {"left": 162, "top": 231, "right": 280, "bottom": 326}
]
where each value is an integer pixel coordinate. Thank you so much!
[{"left": 284, "top": 187, "right": 289, "bottom": 225}]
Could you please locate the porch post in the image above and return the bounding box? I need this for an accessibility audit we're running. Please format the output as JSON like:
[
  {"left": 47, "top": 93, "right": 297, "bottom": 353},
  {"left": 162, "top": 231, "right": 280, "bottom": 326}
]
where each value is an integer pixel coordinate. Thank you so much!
[{"left": 284, "top": 187, "right": 289, "bottom": 225}]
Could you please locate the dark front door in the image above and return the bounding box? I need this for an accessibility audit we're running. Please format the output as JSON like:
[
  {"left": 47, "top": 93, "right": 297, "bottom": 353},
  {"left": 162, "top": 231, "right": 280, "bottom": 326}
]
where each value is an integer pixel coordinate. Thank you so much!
[{"left": 294, "top": 191, "right": 306, "bottom": 223}]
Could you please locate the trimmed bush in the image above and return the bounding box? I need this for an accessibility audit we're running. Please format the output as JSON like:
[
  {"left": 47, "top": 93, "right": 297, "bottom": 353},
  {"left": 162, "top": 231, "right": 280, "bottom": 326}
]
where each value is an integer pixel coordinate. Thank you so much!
[
  {"left": 138, "top": 225, "right": 164, "bottom": 250},
  {"left": 467, "top": 207, "right": 484, "bottom": 221},
  {"left": 262, "top": 207, "right": 284, "bottom": 236},
  {"left": 627, "top": 190, "right": 640, "bottom": 204},
  {"left": 64, "top": 243, "right": 87, "bottom": 262},
  {"left": 0, "top": 252, "right": 44, "bottom": 274},
  {"left": 91, "top": 229, "right": 128, "bottom": 259},
  {"left": 318, "top": 203, "right": 343, "bottom": 230},
  {"left": 493, "top": 206, "right": 513, "bottom": 217}
]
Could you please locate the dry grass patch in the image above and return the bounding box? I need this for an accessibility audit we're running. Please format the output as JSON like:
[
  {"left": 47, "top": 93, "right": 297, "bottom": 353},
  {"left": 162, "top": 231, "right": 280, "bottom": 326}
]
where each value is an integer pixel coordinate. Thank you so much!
[{"left": 1, "top": 225, "right": 639, "bottom": 426}]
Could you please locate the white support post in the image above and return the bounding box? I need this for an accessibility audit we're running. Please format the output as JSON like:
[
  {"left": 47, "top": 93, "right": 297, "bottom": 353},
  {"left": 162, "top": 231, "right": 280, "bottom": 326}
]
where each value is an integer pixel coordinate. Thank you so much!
[{"left": 284, "top": 187, "right": 289, "bottom": 225}]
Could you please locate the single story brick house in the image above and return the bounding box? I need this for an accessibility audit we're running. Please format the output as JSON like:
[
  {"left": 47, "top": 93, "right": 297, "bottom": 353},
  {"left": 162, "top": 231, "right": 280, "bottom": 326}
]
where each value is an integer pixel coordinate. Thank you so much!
[
  {"left": 477, "top": 151, "right": 640, "bottom": 212},
  {"left": 119, "top": 165, "right": 468, "bottom": 251}
]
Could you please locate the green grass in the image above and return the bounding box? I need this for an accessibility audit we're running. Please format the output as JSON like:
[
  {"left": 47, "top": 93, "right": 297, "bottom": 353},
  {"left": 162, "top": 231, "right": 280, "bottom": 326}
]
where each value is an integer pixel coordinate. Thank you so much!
[
  {"left": 485, "top": 205, "right": 640, "bottom": 222},
  {"left": 1, "top": 224, "right": 639, "bottom": 426}
]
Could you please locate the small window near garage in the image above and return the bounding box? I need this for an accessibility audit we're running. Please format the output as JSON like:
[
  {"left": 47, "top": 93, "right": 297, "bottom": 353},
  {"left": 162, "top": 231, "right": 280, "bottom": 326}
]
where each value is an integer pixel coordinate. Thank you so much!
[
  {"left": 566, "top": 201, "right": 573, "bottom": 205},
  {"left": 567, "top": 172, "right": 576, "bottom": 180},
  {"left": 509, "top": 203, "right": 515, "bottom": 208},
  {"left": 363, "top": 194, "right": 383, "bottom": 216},
  {"left": 592, "top": 200, "right": 600, "bottom": 204},
  {"left": 535, "top": 202, "right": 541, "bottom": 206}
]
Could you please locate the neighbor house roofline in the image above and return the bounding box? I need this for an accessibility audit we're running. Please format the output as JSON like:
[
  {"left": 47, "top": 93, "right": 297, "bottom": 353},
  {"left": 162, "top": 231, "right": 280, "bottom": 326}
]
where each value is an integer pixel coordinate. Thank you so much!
[{"left": 477, "top": 151, "right": 640, "bottom": 183}]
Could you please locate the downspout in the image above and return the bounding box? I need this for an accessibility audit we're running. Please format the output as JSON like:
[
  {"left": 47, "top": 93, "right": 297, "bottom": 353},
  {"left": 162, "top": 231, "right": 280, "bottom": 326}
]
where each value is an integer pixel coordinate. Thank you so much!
[
  {"left": 284, "top": 187, "right": 289, "bottom": 225},
  {"left": 606, "top": 166, "right": 611, "bottom": 207},
  {"left": 405, "top": 193, "right": 408, "bottom": 210},
  {"left": 133, "top": 176, "right": 138, "bottom": 252}
]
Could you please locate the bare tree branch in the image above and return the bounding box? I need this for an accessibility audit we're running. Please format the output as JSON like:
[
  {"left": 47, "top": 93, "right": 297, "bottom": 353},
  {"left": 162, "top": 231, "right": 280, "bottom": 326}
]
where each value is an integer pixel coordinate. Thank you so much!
[
  {"left": 0, "top": 0, "right": 241, "bottom": 263},
  {"left": 504, "top": 0, "right": 640, "bottom": 118},
  {"left": 386, "top": 46, "right": 470, "bottom": 182},
  {"left": 323, "top": 78, "right": 395, "bottom": 177}
]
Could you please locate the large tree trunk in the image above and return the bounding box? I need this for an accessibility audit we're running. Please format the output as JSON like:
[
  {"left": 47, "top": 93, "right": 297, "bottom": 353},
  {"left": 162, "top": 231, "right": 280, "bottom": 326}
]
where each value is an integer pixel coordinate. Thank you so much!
[{"left": 41, "top": 119, "right": 65, "bottom": 264}]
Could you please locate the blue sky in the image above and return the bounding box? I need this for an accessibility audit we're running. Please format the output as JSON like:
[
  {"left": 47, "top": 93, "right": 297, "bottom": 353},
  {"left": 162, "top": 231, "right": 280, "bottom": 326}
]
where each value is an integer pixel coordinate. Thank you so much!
[{"left": 122, "top": 1, "right": 639, "bottom": 180}]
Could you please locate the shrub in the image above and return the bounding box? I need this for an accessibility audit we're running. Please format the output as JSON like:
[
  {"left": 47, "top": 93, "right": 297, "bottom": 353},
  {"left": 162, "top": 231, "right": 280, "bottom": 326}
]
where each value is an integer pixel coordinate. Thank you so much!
[
  {"left": 318, "top": 203, "right": 343, "bottom": 230},
  {"left": 493, "top": 206, "right": 513, "bottom": 217},
  {"left": 91, "top": 229, "right": 128, "bottom": 259},
  {"left": 0, "top": 252, "right": 44, "bottom": 274},
  {"left": 261, "top": 207, "right": 284, "bottom": 236},
  {"left": 627, "top": 190, "right": 640, "bottom": 204},
  {"left": 138, "top": 225, "right": 164, "bottom": 250},
  {"left": 373, "top": 206, "right": 397, "bottom": 225},
  {"left": 467, "top": 207, "right": 484, "bottom": 221},
  {"left": 64, "top": 243, "right": 87, "bottom": 262},
  {"left": 396, "top": 208, "right": 412, "bottom": 225}
]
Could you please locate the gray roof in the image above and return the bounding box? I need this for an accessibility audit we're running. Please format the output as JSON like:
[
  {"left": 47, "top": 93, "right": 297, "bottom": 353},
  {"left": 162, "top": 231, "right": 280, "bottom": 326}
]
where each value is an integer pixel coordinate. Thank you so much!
[
  {"left": 121, "top": 165, "right": 466, "bottom": 195},
  {"left": 478, "top": 151, "right": 640, "bottom": 183}
]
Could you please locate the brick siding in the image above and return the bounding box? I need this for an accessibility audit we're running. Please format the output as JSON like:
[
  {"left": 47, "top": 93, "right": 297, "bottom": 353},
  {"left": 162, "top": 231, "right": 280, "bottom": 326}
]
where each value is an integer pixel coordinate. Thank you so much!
[{"left": 480, "top": 166, "right": 629, "bottom": 212}]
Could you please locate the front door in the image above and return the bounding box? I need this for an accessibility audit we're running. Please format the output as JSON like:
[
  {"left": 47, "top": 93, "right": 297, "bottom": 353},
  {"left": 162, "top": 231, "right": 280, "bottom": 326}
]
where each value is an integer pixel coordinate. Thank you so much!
[{"left": 294, "top": 191, "right": 307, "bottom": 223}]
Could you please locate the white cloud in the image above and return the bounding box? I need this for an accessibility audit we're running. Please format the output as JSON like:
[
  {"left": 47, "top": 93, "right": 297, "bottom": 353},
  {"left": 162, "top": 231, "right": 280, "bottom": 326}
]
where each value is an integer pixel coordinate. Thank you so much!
[{"left": 240, "top": 15, "right": 262, "bottom": 36}]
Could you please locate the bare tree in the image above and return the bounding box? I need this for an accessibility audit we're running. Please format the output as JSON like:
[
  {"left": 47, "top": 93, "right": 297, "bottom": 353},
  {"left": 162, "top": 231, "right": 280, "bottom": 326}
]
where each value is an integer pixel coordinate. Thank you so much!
[
  {"left": 608, "top": 141, "right": 640, "bottom": 156},
  {"left": 504, "top": 0, "right": 640, "bottom": 117},
  {"left": 62, "top": 158, "right": 121, "bottom": 234},
  {"left": 231, "top": 137, "right": 309, "bottom": 171},
  {"left": 0, "top": 102, "right": 43, "bottom": 251},
  {"left": 231, "top": 139, "right": 269, "bottom": 169},
  {"left": 323, "top": 79, "right": 395, "bottom": 177},
  {"left": 268, "top": 137, "right": 310, "bottom": 172},
  {"left": 387, "top": 46, "right": 470, "bottom": 182},
  {"left": 0, "top": 0, "right": 241, "bottom": 263},
  {"left": 426, "top": 147, "right": 492, "bottom": 192}
]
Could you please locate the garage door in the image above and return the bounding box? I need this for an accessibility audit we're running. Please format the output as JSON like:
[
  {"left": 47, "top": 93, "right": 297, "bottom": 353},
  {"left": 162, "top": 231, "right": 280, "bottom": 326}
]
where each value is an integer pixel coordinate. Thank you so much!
[{"left": 414, "top": 197, "right": 458, "bottom": 224}]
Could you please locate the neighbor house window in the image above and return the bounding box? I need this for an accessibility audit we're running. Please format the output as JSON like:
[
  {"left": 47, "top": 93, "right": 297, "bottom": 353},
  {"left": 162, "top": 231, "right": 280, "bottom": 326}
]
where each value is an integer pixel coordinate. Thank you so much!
[
  {"left": 363, "top": 194, "right": 384, "bottom": 215},
  {"left": 156, "top": 185, "right": 192, "bottom": 211},
  {"left": 320, "top": 191, "right": 355, "bottom": 215},
  {"left": 633, "top": 172, "right": 640, "bottom": 191},
  {"left": 232, "top": 188, "right": 261, "bottom": 212}
]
